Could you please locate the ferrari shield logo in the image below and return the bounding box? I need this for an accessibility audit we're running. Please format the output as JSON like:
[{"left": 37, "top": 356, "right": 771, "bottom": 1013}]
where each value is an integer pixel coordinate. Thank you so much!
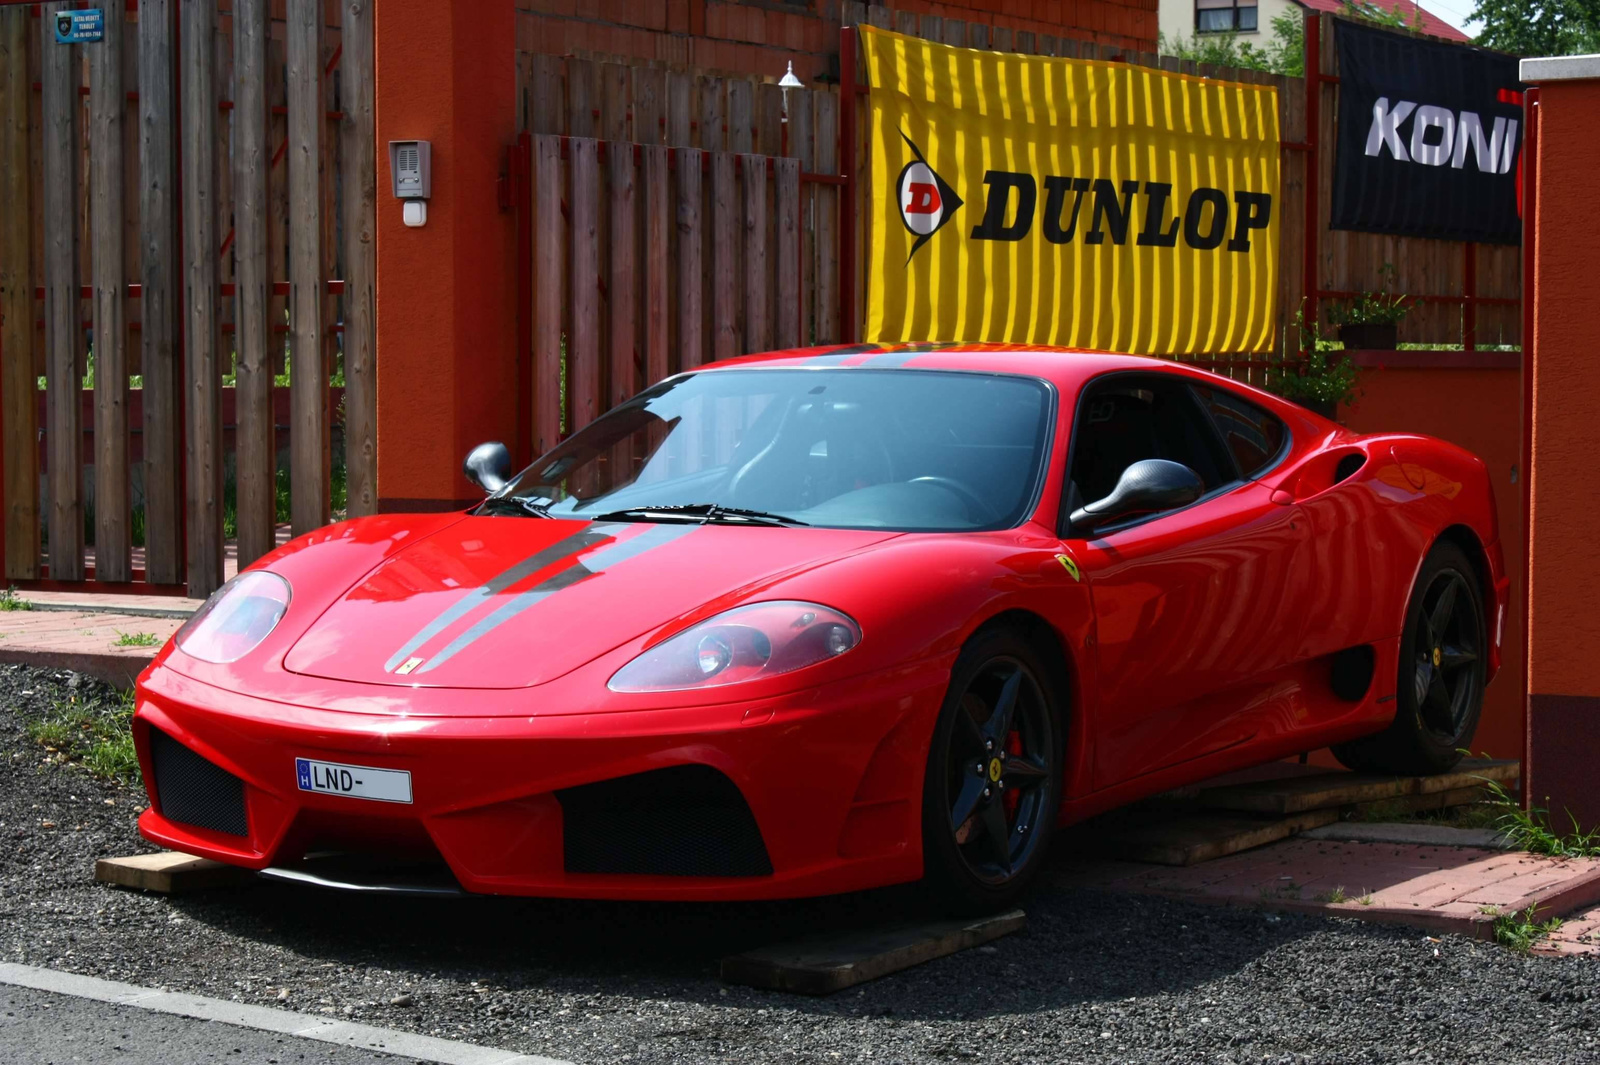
[{"left": 1055, "top": 554, "right": 1081, "bottom": 582}]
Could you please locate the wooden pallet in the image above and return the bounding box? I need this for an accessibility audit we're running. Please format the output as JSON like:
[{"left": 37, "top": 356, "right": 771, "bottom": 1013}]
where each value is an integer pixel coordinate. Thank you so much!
[{"left": 1088, "top": 761, "right": 1519, "bottom": 867}]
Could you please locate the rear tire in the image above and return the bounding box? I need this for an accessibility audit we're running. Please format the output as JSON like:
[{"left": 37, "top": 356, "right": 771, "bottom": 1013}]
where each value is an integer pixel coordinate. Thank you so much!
[
  {"left": 920, "top": 627, "right": 1065, "bottom": 915},
  {"left": 1332, "top": 541, "right": 1487, "bottom": 776}
]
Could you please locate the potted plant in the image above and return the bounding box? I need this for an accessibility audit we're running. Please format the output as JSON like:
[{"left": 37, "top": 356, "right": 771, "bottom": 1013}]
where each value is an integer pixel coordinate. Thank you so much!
[
  {"left": 1328, "top": 265, "right": 1410, "bottom": 350},
  {"left": 1263, "top": 305, "right": 1361, "bottom": 420}
]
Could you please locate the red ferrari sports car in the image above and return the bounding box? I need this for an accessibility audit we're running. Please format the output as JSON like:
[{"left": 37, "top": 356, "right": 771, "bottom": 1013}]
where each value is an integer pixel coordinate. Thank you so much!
[{"left": 133, "top": 344, "right": 1505, "bottom": 911}]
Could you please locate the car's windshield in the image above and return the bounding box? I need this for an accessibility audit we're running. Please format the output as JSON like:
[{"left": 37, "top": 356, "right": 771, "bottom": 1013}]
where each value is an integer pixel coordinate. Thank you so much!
[{"left": 493, "top": 369, "right": 1053, "bottom": 531}]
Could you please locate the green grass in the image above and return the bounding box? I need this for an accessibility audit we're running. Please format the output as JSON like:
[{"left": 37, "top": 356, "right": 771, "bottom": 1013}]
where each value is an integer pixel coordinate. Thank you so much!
[
  {"left": 114, "top": 631, "right": 161, "bottom": 648},
  {"left": 1314, "top": 885, "right": 1348, "bottom": 904},
  {"left": 1494, "top": 904, "right": 1564, "bottom": 954},
  {"left": 1478, "top": 776, "right": 1600, "bottom": 858},
  {"left": 0, "top": 586, "right": 31, "bottom": 611},
  {"left": 22, "top": 687, "right": 139, "bottom": 786},
  {"left": 1353, "top": 793, "right": 1505, "bottom": 830}
]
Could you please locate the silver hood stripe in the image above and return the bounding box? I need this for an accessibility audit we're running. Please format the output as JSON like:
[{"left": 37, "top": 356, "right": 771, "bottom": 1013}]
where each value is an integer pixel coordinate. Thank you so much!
[
  {"left": 381, "top": 523, "right": 623, "bottom": 674},
  {"left": 411, "top": 523, "right": 700, "bottom": 675}
]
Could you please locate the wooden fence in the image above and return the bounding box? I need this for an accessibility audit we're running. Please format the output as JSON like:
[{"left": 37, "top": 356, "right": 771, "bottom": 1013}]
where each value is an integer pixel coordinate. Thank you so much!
[
  {"left": 0, "top": 0, "right": 376, "bottom": 596},
  {"left": 514, "top": 51, "right": 843, "bottom": 459}
]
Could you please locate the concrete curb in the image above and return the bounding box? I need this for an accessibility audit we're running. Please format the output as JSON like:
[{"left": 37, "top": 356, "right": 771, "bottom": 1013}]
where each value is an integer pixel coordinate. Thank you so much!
[
  {"left": 0, "top": 962, "right": 574, "bottom": 1065},
  {"left": 0, "top": 648, "right": 153, "bottom": 687}
]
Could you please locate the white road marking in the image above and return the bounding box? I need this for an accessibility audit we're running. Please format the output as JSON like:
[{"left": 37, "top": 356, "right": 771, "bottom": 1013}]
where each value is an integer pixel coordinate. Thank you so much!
[{"left": 0, "top": 962, "right": 575, "bottom": 1065}]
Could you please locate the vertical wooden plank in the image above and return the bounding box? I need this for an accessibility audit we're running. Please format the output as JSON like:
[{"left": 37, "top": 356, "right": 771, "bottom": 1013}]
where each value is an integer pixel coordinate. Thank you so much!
[
  {"left": 180, "top": 0, "right": 220, "bottom": 593},
  {"left": 600, "top": 61, "right": 628, "bottom": 143},
  {"left": 90, "top": 0, "right": 129, "bottom": 581},
  {"left": 865, "top": 5, "right": 890, "bottom": 30},
  {"left": 774, "top": 156, "right": 799, "bottom": 350},
  {"left": 814, "top": 91, "right": 838, "bottom": 344},
  {"left": 213, "top": 24, "right": 233, "bottom": 287},
  {"left": 967, "top": 23, "right": 989, "bottom": 50},
  {"left": 1016, "top": 30, "right": 1035, "bottom": 54},
  {"left": 233, "top": 0, "right": 274, "bottom": 567},
  {"left": 711, "top": 152, "right": 737, "bottom": 360},
  {"left": 286, "top": 0, "right": 325, "bottom": 540},
  {"left": 121, "top": 20, "right": 139, "bottom": 378},
  {"left": 642, "top": 144, "right": 669, "bottom": 387},
  {"left": 318, "top": 28, "right": 339, "bottom": 498},
  {"left": 666, "top": 70, "right": 692, "bottom": 148},
  {"left": 267, "top": 33, "right": 289, "bottom": 377},
  {"left": 341, "top": 0, "right": 377, "bottom": 520},
  {"left": 675, "top": 146, "right": 703, "bottom": 370},
  {"left": 567, "top": 57, "right": 594, "bottom": 139},
  {"left": 942, "top": 20, "right": 965, "bottom": 48},
  {"left": 697, "top": 75, "right": 723, "bottom": 150},
  {"left": 756, "top": 82, "right": 783, "bottom": 156},
  {"left": 0, "top": 6, "right": 37, "bottom": 578},
  {"left": 840, "top": 1, "right": 866, "bottom": 26},
  {"left": 741, "top": 154, "right": 767, "bottom": 354},
  {"left": 139, "top": 0, "right": 179, "bottom": 584},
  {"left": 608, "top": 143, "right": 636, "bottom": 409},
  {"left": 533, "top": 135, "right": 564, "bottom": 453},
  {"left": 569, "top": 137, "right": 601, "bottom": 431},
  {"left": 725, "top": 79, "right": 752, "bottom": 154},
  {"left": 894, "top": 10, "right": 917, "bottom": 36},
  {"left": 790, "top": 87, "right": 814, "bottom": 346},
  {"left": 632, "top": 66, "right": 664, "bottom": 146},
  {"left": 919, "top": 15, "right": 943, "bottom": 42},
  {"left": 992, "top": 25, "right": 1014, "bottom": 52},
  {"left": 40, "top": 2, "right": 84, "bottom": 580},
  {"left": 529, "top": 53, "right": 563, "bottom": 136}
]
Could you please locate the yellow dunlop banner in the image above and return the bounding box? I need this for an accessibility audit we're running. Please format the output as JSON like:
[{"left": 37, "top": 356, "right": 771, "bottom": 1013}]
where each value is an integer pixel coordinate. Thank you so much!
[{"left": 861, "top": 26, "right": 1280, "bottom": 354}]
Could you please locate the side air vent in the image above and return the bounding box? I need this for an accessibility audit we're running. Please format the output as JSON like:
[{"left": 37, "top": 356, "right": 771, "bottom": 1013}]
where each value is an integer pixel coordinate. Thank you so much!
[
  {"left": 1333, "top": 452, "right": 1367, "bottom": 485},
  {"left": 150, "top": 729, "right": 249, "bottom": 837},
  {"left": 556, "top": 764, "right": 773, "bottom": 877},
  {"left": 1331, "top": 645, "right": 1376, "bottom": 702}
]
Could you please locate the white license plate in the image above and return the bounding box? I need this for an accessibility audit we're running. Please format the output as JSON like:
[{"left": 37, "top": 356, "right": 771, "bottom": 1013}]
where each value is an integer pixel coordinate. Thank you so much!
[{"left": 295, "top": 758, "right": 412, "bottom": 804}]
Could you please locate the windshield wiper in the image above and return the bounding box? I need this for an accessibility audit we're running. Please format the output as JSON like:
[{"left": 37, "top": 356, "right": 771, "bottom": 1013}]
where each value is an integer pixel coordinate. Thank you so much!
[
  {"left": 588, "top": 502, "right": 809, "bottom": 527},
  {"left": 478, "top": 495, "right": 551, "bottom": 518}
]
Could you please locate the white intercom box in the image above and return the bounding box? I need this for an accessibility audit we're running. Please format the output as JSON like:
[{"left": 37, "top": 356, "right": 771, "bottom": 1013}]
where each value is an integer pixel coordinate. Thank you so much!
[{"left": 389, "top": 140, "right": 432, "bottom": 226}]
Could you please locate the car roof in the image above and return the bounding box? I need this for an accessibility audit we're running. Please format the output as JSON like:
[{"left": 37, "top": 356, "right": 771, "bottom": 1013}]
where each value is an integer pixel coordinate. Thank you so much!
[{"left": 696, "top": 342, "right": 1226, "bottom": 393}]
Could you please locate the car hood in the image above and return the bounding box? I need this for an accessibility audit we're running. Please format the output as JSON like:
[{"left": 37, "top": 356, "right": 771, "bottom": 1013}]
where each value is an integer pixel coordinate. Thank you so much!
[{"left": 282, "top": 516, "right": 899, "bottom": 690}]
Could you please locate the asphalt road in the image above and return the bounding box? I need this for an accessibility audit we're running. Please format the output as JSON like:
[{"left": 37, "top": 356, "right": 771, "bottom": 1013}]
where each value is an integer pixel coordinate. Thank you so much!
[{"left": 0, "top": 984, "right": 416, "bottom": 1065}]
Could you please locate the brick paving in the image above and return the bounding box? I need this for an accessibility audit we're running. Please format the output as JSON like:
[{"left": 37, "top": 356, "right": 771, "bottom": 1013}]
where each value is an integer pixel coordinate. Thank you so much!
[
  {"left": 0, "top": 608, "right": 182, "bottom": 685},
  {"left": 1058, "top": 835, "right": 1600, "bottom": 944}
]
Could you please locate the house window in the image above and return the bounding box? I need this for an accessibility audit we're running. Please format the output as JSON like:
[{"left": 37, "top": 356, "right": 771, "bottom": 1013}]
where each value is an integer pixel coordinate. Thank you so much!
[{"left": 1196, "top": 0, "right": 1258, "bottom": 32}]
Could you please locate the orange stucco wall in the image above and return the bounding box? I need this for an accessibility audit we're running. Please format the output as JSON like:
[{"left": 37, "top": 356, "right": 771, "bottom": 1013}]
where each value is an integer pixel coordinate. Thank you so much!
[
  {"left": 1336, "top": 367, "right": 1525, "bottom": 762},
  {"left": 375, "top": 0, "right": 519, "bottom": 511},
  {"left": 1525, "top": 76, "right": 1600, "bottom": 825},
  {"left": 1527, "top": 80, "right": 1600, "bottom": 697}
]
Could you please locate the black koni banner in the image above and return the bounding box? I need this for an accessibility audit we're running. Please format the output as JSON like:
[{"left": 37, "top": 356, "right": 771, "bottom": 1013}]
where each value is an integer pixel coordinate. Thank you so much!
[{"left": 1331, "top": 21, "right": 1524, "bottom": 245}]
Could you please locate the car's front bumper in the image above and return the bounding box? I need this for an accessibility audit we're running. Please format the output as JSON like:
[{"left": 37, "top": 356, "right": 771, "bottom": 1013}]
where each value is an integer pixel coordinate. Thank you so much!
[{"left": 133, "top": 660, "right": 946, "bottom": 900}]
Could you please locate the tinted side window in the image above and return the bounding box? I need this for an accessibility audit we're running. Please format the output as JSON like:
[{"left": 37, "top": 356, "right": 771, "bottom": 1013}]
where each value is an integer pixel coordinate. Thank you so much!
[
  {"left": 1195, "top": 386, "right": 1287, "bottom": 478},
  {"left": 1068, "top": 376, "right": 1235, "bottom": 509}
]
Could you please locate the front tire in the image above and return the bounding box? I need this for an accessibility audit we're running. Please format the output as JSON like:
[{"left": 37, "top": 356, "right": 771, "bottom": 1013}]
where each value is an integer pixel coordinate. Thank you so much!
[
  {"left": 1333, "top": 541, "right": 1487, "bottom": 775},
  {"left": 920, "top": 628, "right": 1065, "bottom": 914}
]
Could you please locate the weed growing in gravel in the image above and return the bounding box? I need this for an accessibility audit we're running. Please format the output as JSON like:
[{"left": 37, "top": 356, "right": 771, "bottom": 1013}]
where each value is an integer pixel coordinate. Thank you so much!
[
  {"left": 0, "top": 586, "right": 30, "bottom": 611},
  {"left": 114, "top": 631, "right": 161, "bottom": 648},
  {"left": 1493, "top": 904, "right": 1564, "bottom": 953},
  {"left": 1315, "top": 886, "right": 1348, "bottom": 904},
  {"left": 22, "top": 687, "right": 139, "bottom": 786},
  {"left": 1357, "top": 892, "right": 1373, "bottom": 906}
]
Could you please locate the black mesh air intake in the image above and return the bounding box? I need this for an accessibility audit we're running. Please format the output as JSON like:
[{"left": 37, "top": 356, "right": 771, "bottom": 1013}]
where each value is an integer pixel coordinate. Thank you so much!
[
  {"left": 150, "top": 729, "right": 248, "bottom": 837},
  {"left": 556, "top": 764, "right": 773, "bottom": 877}
]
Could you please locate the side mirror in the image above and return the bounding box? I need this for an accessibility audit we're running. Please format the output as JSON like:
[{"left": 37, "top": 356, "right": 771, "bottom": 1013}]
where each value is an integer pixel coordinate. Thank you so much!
[
  {"left": 463, "top": 441, "right": 512, "bottom": 494},
  {"left": 1068, "top": 459, "right": 1203, "bottom": 535}
]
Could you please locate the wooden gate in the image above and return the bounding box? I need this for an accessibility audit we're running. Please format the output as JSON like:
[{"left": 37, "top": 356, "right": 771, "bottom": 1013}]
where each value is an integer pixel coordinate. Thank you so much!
[{"left": 0, "top": 0, "right": 376, "bottom": 598}]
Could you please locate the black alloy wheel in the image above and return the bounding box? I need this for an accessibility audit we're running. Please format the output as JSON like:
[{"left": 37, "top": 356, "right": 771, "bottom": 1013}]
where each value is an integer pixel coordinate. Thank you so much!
[
  {"left": 1333, "top": 541, "right": 1487, "bottom": 776},
  {"left": 923, "top": 629, "right": 1063, "bottom": 913},
  {"left": 1412, "top": 568, "right": 1482, "bottom": 745}
]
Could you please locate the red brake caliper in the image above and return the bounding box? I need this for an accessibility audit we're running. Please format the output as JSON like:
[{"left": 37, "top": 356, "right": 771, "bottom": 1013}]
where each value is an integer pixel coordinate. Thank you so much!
[{"left": 1004, "top": 730, "right": 1023, "bottom": 821}]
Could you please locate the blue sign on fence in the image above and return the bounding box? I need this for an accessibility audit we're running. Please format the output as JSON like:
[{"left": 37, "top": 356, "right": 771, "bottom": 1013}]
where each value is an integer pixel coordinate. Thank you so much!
[{"left": 53, "top": 9, "right": 104, "bottom": 44}]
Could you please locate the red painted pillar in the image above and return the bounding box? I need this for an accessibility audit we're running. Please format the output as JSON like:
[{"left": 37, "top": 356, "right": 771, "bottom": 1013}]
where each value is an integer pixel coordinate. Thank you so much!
[
  {"left": 1521, "top": 56, "right": 1600, "bottom": 828},
  {"left": 374, "top": 0, "right": 518, "bottom": 512}
]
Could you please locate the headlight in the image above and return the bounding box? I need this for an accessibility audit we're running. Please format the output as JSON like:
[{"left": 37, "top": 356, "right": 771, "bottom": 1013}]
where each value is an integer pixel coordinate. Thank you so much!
[
  {"left": 608, "top": 601, "right": 861, "bottom": 693},
  {"left": 175, "top": 571, "right": 292, "bottom": 664}
]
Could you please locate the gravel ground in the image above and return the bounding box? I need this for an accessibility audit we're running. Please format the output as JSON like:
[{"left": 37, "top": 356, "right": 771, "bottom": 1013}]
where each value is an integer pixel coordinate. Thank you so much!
[{"left": 2, "top": 663, "right": 1598, "bottom": 1065}]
